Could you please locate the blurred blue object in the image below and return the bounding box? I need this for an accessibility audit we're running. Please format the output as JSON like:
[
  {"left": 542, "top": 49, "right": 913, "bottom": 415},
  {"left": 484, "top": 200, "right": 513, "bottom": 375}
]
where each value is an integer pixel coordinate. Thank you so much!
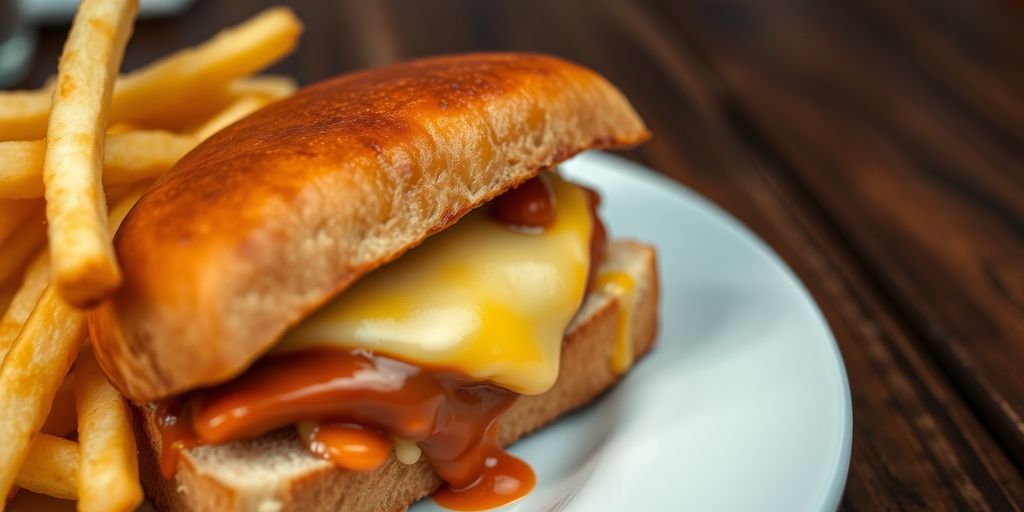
[
  {"left": 0, "top": 0, "right": 195, "bottom": 88},
  {"left": 0, "top": 0, "right": 34, "bottom": 88},
  {"left": 21, "top": 0, "right": 196, "bottom": 24}
]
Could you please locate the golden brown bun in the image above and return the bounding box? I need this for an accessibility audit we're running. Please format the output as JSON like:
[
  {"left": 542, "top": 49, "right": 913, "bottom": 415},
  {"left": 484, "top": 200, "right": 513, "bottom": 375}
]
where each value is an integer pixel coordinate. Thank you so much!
[
  {"left": 139, "top": 242, "right": 658, "bottom": 512},
  {"left": 87, "top": 53, "right": 649, "bottom": 403}
]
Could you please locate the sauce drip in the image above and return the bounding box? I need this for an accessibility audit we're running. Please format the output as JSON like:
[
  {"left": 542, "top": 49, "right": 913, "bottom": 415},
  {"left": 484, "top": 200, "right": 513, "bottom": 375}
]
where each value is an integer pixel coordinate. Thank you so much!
[
  {"left": 490, "top": 174, "right": 556, "bottom": 229},
  {"left": 433, "top": 425, "right": 536, "bottom": 511},
  {"left": 155, "top": 349, "right": 525, "bottom": 497},
  {"left": 154, "top": 400, "right": 199, "bottom": 479}
]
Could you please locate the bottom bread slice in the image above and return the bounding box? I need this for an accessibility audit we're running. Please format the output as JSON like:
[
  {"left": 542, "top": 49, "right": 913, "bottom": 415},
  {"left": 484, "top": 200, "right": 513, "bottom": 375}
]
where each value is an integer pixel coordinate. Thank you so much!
[{"left": 139, "top": 241, "right": 659, "bottom": 512}]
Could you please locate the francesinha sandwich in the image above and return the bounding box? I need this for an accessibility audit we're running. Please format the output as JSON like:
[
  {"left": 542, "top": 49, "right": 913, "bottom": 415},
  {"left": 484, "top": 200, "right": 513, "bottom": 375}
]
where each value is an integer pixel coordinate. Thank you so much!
[{"left": 87, "top": 53, "right": 659, "bottom": 511}]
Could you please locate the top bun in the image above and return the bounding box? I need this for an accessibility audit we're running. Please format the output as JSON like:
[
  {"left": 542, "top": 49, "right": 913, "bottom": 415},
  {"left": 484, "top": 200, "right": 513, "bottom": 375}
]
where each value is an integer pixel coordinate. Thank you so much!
[{"left": 88, "top": 53, "right": 650, "bottom": 403}]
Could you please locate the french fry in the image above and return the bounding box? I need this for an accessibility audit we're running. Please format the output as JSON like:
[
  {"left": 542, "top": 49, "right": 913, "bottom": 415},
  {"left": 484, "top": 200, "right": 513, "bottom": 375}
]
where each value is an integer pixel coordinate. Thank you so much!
[
  {"left": 0, "top": 89, "right": 53, "bottom": 141},
  {"left": 103, "top": 131, "right": 195, "bottom": 186},
  {"left": 105, "top": 122, "right": 138, "bottom": 134},
  {"left": 0, "top": 144, "right": 42, "bottom": 199},
  {"left": 14, "top": 434, "right": 79, "bottom": 500},
  {"left": 182, "top": 76, "right": 297, "bottom": 138},
  {"left": 42, "top": 0, "right": 139, "bottom": 307},
  {"left": 0, "top": 6, "right": 307, "bottom": 511},
  {"left": 109, "top": 7, "right": 301, "bottom": 129},
  {"left": 175, "top": 75, "right": 297, "bottom": 134},
  {"left": 0, "top": 250, "right": 48, "bottom": 366},
  {"left": 103, "top": 185, "right": 143, "bottom": 212},
  {"left": 0, "top": 188, "right": 140, "bottom": 503},
  {"left": 0, "top": 6, "right": 307, "bottom": 510},
  {"left": 0, "top": 199, "right": 42, "bottom": 246},
  {"left": 0, "top": 190, "right": 139, "bottom": 368},
  {"left": 0, "top": 8, "right": 302, "bottom": 139},
  {"left": 0, "top": 286, "right": 87, "bottom": 502},
  {"left": 0, "top": 130, "right": 195, "bottom": 199},
  {"left": 0, "top": 216, "right": 46, "bottom": 289},
  {"left": 107, "top": 190, "right": 144, "bottom": 232},
  {"left": 226, "top": 74, "right": 298, "bottom": 101},
  {"left": 194, "top": 94, "right": 272, "bottom": 141},
  {"left": 74, "top": 348, "right": 142, "bottom": 512}
]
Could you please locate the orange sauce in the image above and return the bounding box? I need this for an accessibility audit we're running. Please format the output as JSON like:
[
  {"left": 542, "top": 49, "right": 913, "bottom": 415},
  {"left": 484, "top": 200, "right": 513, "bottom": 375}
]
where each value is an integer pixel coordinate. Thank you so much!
[
  {"left": 156, "top": 349, "right": 522, "bottom": 502},
  {"left": 433, "top": 425, "right": 536, "bottom": 510},
  {"left": 490, "top": 174, "right": 556, "bottom": 229},
  {"left": 304, "top": 423, "right": 392, "bottom": 471},
  {"left": 154, "top": 399, "right": 200, "bottom": 479}
]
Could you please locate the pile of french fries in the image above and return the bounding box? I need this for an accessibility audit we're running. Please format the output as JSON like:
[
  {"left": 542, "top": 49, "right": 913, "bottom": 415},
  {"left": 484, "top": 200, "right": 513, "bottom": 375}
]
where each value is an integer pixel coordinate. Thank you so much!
[{"left": 0, "top": 2, "right": 303, "bottom": 510}]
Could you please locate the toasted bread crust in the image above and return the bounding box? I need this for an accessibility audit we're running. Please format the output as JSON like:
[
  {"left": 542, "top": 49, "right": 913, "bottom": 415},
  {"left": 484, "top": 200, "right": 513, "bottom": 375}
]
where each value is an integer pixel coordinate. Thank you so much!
[
  {"left": 138, "top": 242, "right": 658, "bottom": 512},
  {"left": 88, "top": 53, "right": 649, "bottom": 403}
]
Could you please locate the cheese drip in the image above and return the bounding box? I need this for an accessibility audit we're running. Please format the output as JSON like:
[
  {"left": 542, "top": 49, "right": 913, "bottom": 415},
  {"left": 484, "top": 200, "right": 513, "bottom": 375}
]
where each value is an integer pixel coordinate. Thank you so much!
[
  {"left": 274, "top": 173, "right": 592, "bottom": 395},
  {"left": 594, "top": 271, "right": 637, "bottom": 373}
]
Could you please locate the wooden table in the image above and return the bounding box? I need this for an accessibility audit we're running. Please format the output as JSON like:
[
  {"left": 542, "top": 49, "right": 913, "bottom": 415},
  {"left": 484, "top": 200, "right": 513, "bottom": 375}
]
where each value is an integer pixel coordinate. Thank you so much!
[{"left": 19, "top": 0, "right": 1024, "bottom": 509}]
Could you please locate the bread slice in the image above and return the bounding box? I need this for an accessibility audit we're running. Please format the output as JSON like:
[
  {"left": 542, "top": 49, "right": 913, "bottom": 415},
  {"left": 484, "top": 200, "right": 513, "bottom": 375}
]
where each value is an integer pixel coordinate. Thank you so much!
[
  {"left": 138, "top": 241, "right": 658, "bottom": 512},
  {"left": 89, "top": 53, "right": 650, "bottom": 404}
]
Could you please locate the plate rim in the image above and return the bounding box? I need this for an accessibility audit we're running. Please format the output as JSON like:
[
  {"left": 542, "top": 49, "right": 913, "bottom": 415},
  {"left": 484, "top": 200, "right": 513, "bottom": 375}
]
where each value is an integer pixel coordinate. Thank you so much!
[{"left": 569, "top": 151, "right": 853, "bottom": 511}]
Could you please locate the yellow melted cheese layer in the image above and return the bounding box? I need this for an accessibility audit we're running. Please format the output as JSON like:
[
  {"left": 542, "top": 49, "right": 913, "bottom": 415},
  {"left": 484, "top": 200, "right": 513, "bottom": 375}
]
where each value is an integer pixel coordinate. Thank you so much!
[
  {"left": 273, "top": 173, "right": 592, "bottom": 395},
  {"left": 593, "top": 271, "right": 637, "bottom": 374}
]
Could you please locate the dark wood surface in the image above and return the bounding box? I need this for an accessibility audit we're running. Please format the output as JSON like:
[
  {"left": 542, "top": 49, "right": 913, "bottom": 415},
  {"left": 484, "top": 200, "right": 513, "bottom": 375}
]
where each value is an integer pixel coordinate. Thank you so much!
[{"left": 15, "top": 0, "right": 1024, "bottom": 509}]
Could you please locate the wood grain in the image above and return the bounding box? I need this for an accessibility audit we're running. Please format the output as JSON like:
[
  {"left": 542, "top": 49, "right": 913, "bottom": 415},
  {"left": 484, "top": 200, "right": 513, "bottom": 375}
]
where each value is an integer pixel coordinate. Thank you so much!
[
  {"left": 664, "top": 0, "right": 1024, "bottom": 467},
  {"left": 12, "top": 0, "right": 1024, "bottom": 508}
]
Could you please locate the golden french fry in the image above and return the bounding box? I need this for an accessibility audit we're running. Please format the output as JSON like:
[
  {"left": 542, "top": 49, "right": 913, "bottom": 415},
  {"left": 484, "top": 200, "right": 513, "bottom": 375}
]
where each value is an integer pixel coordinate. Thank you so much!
[
  {"left": 0, "top": 199, "right": 42, "bottom": 246},
  {"left": 0, "top": 250, "right": 48, "bottom": 366},
  {"left": 0, "top": 286, "right": 87, "bottom": 501},
  {"left": 0, "top": 130, "right": 195, "bottom": 199},
  {"left": 74, "top": 348, "right": 142, "bottom": 512},
  {"left": 0, "top": 191, "right": 139, "bottom": 368},
  {"left": 0, "top": 144, "right": 42, "bottom": 199},
  {"left": 103, "top": 131, "right": 195, "bottom": 186},
  {"left": 0, "top": 190, "right": 140, "bottom": 502},
  {"left": 42, "top": 0, "right": 139, "bottom": 307},
  {"left": 14, "top": 434, "right": 79, "bottom": 501},
  {"left": 0, "top": 88, "right": 53, "bottom": 141},
  {"left": 111, "top": 7, "right": 302, "bottom": 129},
  {"left": 103, "top": 187, "right": 142, "bottom": 215},
  {"left": 175, "top": 75, "right": 297, "bottom": 133},
  {"left": 194, "top": 94, "right": 272, "bottom": 141},
  {"left": 227, "top": 74, "right": 298, "bottom": 101},
  {"left": 107, "top": 190, "right": 144, "bottom": 233},
  {"left": 0, "top": 8, "right": 302, "bottom": 139},
  {"left": 182, "top": 76, "right": 297, "bottom": 137},
  {"left": 0, "top": 215, "right": 46, "bottom": 289},
  {"left": 105, "top": 122, "right": 138, "bottom": 134}
]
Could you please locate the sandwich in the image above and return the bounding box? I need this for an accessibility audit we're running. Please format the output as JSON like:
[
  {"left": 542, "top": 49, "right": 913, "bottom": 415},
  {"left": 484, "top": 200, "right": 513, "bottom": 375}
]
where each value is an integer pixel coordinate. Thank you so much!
[{"left": 87, "top": 52, "right": 658, "bottom": 511}]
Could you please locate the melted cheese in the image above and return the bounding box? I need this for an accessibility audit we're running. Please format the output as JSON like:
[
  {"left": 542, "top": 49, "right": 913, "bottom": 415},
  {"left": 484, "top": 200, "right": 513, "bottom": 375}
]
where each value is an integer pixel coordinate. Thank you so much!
[
  {"left": 273, "top": 173, "right": 592, "bottom": 395},
  {"left": 593, "top": 271, "right": 637, "bottom": 374}
]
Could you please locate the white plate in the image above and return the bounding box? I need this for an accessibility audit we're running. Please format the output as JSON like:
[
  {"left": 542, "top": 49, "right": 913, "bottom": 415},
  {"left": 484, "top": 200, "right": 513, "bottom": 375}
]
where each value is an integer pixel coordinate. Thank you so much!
[{"left": 413, "top": 151, "right": 852, "bottom": 512}]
